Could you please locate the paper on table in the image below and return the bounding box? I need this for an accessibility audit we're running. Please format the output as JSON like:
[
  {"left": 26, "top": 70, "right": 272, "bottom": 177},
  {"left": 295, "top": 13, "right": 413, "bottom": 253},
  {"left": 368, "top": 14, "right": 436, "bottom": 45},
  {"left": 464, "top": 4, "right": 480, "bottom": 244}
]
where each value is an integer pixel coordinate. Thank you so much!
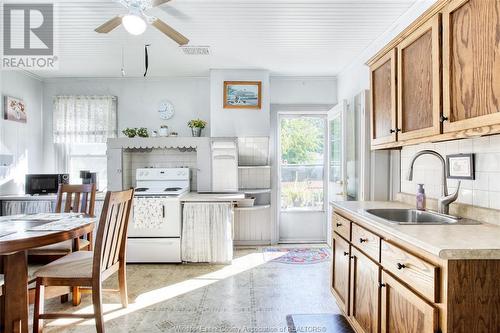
[
  {"left": 26, "top": 218, "right": 94, "bottom": 231},
  {"left": 15, "top": 213, "right": 84, "bottom": 221}
]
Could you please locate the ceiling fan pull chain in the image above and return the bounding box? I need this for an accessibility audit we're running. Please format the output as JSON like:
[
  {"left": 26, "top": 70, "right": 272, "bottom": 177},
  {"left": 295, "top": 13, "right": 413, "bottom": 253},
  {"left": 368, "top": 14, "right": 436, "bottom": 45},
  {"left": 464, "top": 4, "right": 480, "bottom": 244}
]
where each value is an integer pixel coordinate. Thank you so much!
[{"left": 144, "top": 44, "right": 151, "bottom": 77}]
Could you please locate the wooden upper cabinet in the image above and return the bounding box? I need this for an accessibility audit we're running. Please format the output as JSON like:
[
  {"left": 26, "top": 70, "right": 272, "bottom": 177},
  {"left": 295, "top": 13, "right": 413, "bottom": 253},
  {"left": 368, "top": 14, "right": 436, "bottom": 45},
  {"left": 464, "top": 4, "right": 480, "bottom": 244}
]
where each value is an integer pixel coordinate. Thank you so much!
[
  {"left": 381, "top": 271, "right": 438, "bottom": 333},
  {"left": 370, "top": 49, "right": 397, "bottom": 146},
  {"left": 397, "top": 15, "right": 442, "bottom": 141},
  {"left": 442, "top": 0, "right": 500, "bottom": 133}
]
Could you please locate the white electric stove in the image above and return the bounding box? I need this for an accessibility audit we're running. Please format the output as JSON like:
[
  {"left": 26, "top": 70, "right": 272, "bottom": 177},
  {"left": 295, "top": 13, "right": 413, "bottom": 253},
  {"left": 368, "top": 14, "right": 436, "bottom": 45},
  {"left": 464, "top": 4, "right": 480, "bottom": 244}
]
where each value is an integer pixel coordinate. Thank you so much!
[{"left": 127, "top": 168, "right": 189, "bottom": 263}]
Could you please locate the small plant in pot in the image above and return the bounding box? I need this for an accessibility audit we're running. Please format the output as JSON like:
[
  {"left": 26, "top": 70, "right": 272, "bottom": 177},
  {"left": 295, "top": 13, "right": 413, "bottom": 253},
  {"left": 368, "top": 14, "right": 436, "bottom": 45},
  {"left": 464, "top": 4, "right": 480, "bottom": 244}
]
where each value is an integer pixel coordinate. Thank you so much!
[
  {"left": 122, "top": 128, "right": 137, "bottom": 138},
  {"left": 137, "top": 127, "right": 149, "bottom": 138},
  {"left": 188, "top": 119, "right": 207, "bottom": 137}
]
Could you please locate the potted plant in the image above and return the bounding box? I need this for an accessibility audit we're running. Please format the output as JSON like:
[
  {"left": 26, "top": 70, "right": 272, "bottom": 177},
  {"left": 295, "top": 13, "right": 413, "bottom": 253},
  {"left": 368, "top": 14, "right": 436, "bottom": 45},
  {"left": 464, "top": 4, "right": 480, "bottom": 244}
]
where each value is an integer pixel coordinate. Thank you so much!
[
  {"left": 137, "top": 127, "right": 149, "bottom": 138},
  {"left": 122, "top": 128, "right": 137, "bottom": 138},
  {"left": 188, "top": 119, "right": 207, "bottom": 137}
]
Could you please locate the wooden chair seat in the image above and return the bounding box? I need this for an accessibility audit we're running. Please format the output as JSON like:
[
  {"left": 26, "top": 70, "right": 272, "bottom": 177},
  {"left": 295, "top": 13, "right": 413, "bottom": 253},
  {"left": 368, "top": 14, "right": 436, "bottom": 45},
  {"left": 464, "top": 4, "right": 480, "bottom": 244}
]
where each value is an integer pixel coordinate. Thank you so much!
[
  {"left": 34, "top": 251, "right": 93, "bottom": 279},
  {"left": 29, "top": 239, "right": 90, "bottom": 256}
]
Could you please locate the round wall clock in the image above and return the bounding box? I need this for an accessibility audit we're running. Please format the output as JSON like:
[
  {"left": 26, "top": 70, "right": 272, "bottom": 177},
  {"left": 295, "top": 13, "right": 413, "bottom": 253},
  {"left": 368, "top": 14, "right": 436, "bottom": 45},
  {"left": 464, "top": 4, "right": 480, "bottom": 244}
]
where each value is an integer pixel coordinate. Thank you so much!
[{"left": 158, "top": 100, "right": 175, "bottom": 120}]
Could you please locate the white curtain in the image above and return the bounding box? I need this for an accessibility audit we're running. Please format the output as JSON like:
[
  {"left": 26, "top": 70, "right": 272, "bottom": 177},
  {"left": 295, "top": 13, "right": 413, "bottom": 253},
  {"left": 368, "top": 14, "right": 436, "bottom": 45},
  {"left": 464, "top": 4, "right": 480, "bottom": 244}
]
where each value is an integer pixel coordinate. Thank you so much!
[
  {"left": 182, "top": 203, "right": 233, "bottom": 263},
  {"left": 53, "top": 95, "right": 117, "bottom": 144}
]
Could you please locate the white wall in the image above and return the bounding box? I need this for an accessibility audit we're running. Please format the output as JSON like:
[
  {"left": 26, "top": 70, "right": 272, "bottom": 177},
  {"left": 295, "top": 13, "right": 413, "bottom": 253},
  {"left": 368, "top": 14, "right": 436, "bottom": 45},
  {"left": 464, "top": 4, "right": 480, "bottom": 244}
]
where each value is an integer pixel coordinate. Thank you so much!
[
  {"left": 270, "top": 77, "right": 337, "bottom": 105},
  {"left": 42, "top": 77, "right": 210, "bottom": 171},
  {"left": 401, "top": 137, "right": 500, "bottom": 210},
  {"left": 0, "top": 71, "right": 44, "bottom": 194},
  {"left": 210, "top": 69, "right": 270, "bottom": 137}
]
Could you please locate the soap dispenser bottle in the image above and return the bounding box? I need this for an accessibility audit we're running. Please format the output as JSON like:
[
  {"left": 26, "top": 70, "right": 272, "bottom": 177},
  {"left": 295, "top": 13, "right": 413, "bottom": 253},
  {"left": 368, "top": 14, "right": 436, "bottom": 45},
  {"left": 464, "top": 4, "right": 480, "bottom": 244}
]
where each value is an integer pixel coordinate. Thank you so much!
[{"left": 416, "top": 184, "right": 426, "bottom": 211}]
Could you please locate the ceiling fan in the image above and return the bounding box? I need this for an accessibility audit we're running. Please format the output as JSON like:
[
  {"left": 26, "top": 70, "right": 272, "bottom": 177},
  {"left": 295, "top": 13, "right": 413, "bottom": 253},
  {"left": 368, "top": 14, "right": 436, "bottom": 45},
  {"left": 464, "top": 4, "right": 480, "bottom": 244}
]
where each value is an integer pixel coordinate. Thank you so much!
[{"left": 95, "top": 0, "right": 189, "bottom": 45}]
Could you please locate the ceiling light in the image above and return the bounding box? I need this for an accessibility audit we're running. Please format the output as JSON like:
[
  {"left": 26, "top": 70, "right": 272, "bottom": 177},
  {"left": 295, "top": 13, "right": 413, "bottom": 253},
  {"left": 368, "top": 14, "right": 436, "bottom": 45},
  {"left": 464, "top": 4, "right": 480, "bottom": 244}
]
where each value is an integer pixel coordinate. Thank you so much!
[{"left": 122, "top": 14, "right": 147, "bottom": 35}]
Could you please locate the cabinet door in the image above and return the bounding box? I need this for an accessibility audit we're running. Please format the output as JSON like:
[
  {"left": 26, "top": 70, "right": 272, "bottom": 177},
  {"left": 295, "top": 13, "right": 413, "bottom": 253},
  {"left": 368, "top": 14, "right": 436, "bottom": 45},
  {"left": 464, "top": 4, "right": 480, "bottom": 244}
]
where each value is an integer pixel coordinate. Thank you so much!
[
  {"left": 331, "top": 234, "right": 351, "bottom": 314},
  {"left": 397, "top": 15, "right": 441, "bottom": 141},
  {"left": 380, "top": 271, "right": 438, "bottom": 333},
  {"left": 350, "top": 247, "right": 380, "bottom": 333},
  {"left": 442, "top": 0, "right": 500, "bottom": 133},
  {"left": 370, "top": 49, "right": 397, "bottom": 147}
]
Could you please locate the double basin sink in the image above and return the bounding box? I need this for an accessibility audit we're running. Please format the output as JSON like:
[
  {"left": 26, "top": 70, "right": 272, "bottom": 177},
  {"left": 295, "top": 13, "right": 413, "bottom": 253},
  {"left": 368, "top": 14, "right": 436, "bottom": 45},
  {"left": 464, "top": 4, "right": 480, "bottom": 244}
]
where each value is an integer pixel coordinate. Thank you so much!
[{"left": 364, "top": 209, "right": 481, "bottom": 225}]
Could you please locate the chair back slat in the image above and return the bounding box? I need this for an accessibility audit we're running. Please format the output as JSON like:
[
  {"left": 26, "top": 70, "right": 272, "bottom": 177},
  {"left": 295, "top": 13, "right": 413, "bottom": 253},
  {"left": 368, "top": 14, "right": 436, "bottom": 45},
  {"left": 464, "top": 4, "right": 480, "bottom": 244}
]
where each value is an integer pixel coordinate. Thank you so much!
[
  {"left": 105, "top": 202, "right": 125, "bottom": 269},
  {"left": 55, "top": 184, "right": 97, "bottom": 217},
  {"left": 93, "top": 189, "right": 134, "bottom": 276}
]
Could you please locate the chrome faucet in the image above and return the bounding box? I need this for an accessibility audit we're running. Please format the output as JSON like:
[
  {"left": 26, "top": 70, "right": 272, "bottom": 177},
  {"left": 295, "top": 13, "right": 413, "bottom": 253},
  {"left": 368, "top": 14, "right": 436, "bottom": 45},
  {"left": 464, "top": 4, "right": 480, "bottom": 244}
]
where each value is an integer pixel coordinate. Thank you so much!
[{"left": 407, "top": 150, "right": 460, "bottom": 215}]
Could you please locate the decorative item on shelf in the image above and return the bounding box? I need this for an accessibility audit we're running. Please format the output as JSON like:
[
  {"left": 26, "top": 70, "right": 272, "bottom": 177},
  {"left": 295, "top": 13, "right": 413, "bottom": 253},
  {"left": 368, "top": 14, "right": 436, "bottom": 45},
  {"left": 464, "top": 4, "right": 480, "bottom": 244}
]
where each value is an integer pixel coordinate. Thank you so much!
[
  {"left": 159, "top": 125, "right": 169, "bottom": 137},
  {"left": 169, "top": 132, "right": 178, "bottom": 137},
  {"left": 4, "top": 95, "right": 27, "bottom": 123},
  {"left": 237, "top": 196, "right": 256, "bottom": 208},
  {"left": 151, "top": 130, "right": 158, "bottom": 137},
  {"left": 158, "top": 100, "right": 175, "bottom": 120},
  {"left": 223, "top": 81, "right": 262, "bottom": 109},
  {"left": 122, "top": 127, "right": 137, "bottom": 138},
  {"left": 137, "top": 127, "right": 149, "bottom": 138},
  {"left": 188, "top": 119, "right": 207, "bottom": 137}
]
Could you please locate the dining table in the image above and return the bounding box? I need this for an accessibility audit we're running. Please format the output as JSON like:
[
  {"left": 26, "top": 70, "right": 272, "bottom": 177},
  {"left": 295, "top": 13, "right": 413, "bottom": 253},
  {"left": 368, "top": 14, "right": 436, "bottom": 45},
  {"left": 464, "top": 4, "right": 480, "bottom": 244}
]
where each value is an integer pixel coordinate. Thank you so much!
[{"left": 0, "top": 213, "right": 95, "bottom": 333}]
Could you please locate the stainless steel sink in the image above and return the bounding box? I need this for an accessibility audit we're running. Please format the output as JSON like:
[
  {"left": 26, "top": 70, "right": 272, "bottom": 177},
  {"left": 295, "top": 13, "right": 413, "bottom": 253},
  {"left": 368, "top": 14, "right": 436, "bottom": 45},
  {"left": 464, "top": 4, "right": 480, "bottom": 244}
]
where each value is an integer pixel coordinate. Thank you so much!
[{"left": 364, "top": 209, "right": 480, "bottom": 225}]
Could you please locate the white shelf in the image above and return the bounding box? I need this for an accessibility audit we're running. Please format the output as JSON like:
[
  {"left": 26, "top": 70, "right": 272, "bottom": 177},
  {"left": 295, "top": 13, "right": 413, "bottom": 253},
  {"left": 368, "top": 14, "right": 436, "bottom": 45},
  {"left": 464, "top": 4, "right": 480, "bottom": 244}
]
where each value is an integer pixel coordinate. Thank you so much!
[
  {"left": 234, "top": 204, "right": 271, "bottom": 211},
  {"left": 238, "top": 165, "right": 271, "bottom": 169},
  {"left": 240, "top": 188, "right": 271, "bottom": 194}
]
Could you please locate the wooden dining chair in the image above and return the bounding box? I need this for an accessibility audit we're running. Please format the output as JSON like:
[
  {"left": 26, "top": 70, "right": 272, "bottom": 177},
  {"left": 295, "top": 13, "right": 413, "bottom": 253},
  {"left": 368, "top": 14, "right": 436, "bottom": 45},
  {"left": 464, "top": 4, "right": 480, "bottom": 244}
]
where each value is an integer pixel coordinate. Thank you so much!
[
  {"left": 29, "top": 183, "right": 97, "bottom": 260},
  {"left": 32, "top": 189, "right": 134, "bottom": 333}
]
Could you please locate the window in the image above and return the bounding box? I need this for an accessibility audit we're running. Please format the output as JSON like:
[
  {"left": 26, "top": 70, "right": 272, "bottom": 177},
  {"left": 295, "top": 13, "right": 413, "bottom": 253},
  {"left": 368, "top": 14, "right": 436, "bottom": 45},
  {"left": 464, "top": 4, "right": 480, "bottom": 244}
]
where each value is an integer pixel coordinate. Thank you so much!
[
  {"left": 68, "top": 143, "right": 107, "bottom": 191},
  {"left": 53, "top": 96, "right": 117, "bottom": 190}
]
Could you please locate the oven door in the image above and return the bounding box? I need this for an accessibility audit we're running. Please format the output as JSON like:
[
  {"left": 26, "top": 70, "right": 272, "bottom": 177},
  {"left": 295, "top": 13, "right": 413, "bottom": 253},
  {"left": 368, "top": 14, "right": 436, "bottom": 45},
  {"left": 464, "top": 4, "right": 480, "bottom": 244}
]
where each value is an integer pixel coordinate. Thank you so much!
[{"left": 129, "top": 196, "right": 181, "bottom": 237}]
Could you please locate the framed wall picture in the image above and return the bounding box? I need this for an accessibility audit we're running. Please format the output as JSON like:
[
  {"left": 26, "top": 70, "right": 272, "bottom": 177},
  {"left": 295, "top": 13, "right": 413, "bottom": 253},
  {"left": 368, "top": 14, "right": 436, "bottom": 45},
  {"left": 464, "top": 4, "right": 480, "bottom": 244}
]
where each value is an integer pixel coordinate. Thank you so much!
[
  {"left": 446, "top": 153, "right": 475, "bottom": 180},
  {"left": 4, "top": 95, "right": 27, "bottom": 123},
  {"left": 223, "top": 81, "right": 262, "bottom": 109}
]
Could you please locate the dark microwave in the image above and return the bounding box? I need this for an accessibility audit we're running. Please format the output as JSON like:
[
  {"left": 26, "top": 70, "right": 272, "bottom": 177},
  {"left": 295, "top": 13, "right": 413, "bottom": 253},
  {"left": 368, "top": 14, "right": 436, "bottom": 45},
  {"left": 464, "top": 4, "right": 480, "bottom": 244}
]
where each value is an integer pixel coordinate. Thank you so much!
[{"left": 25, "top": 174, "right": 69, "bottom": 195}]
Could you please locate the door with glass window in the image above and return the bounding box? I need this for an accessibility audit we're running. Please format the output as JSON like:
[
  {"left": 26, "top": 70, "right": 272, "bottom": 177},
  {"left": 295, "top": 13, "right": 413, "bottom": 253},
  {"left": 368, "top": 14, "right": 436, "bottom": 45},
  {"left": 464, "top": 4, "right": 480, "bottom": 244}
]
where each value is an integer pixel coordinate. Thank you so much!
[{"left": 278, "top": 114, "right": 327, "bottom": 242}]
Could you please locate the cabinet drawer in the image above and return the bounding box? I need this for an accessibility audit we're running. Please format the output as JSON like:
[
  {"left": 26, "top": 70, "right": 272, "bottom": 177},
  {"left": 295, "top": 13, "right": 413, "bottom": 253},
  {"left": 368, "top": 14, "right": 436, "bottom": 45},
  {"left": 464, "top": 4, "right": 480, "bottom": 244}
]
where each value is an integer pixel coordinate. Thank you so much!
[
  {"left": 351, "top": 223, "right": 380, "bottom": 262},
  {"left": 332, "top": 213, "right": 351, "bottom": 240},
  {"left": 381, "top": 240, "right": 439, "bottom": 302}
]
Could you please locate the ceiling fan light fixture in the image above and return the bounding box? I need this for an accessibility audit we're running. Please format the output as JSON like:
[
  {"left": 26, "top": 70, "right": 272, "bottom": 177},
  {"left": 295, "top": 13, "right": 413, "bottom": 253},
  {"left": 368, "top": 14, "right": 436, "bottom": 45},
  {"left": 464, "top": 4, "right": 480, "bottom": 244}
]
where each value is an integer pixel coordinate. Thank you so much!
[{"left": 122, "top": 14, "right": 147, "bottom": 35}]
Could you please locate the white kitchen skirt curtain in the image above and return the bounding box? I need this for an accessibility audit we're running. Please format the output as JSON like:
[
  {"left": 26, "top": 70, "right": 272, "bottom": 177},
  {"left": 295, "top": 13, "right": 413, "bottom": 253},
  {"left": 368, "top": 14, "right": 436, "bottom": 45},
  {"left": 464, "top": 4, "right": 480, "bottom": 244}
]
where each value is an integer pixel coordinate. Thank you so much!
[{"left": 181, "top": 202, "right": 233, "bottom": 263}]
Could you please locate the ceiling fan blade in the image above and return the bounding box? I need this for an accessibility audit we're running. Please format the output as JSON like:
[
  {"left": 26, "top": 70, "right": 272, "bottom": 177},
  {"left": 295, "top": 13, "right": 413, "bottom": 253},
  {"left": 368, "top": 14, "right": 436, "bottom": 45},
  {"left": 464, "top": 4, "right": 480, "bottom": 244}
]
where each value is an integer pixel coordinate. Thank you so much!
[
  {"left": 151, "top": 0, "right": 172, "bottom": 7},
  {"left": 95, "top": 15, "right": 122, "bottom": 33},
  {"left": 152, "top": 19, "right": 189, "bottom": 45}
]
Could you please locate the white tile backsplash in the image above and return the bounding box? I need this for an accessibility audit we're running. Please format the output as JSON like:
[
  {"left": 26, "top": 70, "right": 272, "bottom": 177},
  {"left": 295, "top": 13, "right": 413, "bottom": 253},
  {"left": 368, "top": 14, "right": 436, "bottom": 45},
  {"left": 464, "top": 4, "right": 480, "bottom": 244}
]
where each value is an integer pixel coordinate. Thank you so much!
[{"left": 400, "top": 135, "right": 500, "bottom": 209}]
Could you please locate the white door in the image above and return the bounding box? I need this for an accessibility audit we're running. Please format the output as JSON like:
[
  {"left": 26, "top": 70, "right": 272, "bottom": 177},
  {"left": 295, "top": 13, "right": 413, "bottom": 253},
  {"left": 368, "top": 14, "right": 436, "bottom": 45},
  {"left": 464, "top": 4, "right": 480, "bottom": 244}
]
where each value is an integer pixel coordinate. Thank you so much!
[
  {"left": 328, "top": 101, "right": 347, "bottom": 203},
  {"left": 278, "top": 113, "right": 328, "bottom": 242}
]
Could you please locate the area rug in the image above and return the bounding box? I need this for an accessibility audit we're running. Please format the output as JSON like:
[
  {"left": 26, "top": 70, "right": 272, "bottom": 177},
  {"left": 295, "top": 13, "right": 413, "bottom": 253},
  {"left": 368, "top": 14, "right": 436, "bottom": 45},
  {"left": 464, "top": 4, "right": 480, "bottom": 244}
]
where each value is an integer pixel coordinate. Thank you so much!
[
  {"left": 263, "top": 247, "right": 330, "bottom": 264},
  {"left": 286, "top": 314, "right": 354, "bottom": 333}
]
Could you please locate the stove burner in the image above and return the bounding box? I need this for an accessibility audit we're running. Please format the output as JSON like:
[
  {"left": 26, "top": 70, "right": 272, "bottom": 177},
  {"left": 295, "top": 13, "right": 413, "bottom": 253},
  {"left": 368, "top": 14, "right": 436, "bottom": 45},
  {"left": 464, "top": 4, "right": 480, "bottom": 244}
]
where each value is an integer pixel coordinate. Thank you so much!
[
  {"left": 164, "top": 187, "right": 182, "bottom": 192},
  {"left": 135, "top": 188, "right": 149, "bottom": 192}
]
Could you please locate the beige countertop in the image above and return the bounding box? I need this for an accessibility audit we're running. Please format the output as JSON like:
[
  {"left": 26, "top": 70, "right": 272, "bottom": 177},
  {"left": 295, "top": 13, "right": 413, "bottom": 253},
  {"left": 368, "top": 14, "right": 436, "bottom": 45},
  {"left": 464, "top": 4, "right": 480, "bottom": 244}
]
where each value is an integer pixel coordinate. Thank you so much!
[
  {"left": 181, "top": 192, "right": 245, "bottom": 202},
  {"left": 331, "top": 200, "right": 500, "bottom": 260}
]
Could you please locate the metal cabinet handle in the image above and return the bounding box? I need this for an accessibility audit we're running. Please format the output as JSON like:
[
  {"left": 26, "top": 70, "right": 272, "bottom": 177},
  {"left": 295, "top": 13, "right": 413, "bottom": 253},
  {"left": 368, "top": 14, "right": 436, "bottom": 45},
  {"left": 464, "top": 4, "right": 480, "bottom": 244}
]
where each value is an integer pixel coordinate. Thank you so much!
[
  {"left": 359, "top": 238, "right": 368, "bottom": 243},
  {"left": 336, "top": 223, "right": 342, "bottom": 227},
  {"left": 397, "top": 263, "right": 406, "bottom": 270},
  {"left": 379, "top": 282, "right": 386, "bottom": 288},
  {"left": 440, "top": 115, "right": 449, "bottom": 123},
  {"left": 343, "top": 251, "right": 349, "bottom": 256},
  {"left": 162, "top": 205, "right": 165, "bottom": 218}
]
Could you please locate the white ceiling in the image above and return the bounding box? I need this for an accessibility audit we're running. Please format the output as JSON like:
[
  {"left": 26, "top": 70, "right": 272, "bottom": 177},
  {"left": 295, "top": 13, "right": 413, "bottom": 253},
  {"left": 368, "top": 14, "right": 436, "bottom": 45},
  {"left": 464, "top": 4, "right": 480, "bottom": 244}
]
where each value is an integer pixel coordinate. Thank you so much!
[{"left": 15, "top": 0, "right": 418, "bottom": 78}]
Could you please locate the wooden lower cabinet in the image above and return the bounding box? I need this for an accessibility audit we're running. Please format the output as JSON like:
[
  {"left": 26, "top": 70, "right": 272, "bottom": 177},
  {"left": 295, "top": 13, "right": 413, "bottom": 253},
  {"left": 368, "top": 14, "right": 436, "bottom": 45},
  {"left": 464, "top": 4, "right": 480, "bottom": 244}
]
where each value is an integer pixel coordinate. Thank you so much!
[
  {"left": 380, "top": 271, "right": 438, "bottom": 333},
  {"left": 350, "top": 247, "right": 380, "bottom": 333},
  {"left": 332, "top": 234, "right": 351, "bottom": 314}
]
